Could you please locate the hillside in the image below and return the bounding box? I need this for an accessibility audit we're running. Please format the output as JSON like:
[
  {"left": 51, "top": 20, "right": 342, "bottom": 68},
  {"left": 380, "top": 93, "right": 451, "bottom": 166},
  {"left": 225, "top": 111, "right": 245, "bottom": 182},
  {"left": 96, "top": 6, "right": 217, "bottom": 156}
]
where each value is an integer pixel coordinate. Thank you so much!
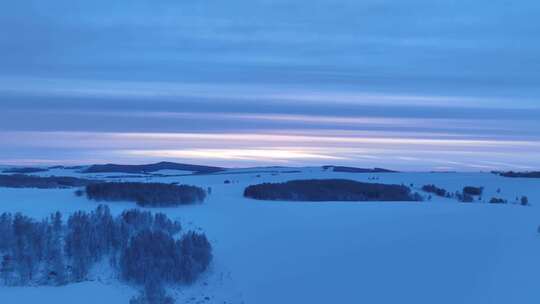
[
  {"left": 0, "top": 166, "right": 538, "bottom": 304},
  {"left": 82, "top": 161, "right": 224, "bottom": 175}
]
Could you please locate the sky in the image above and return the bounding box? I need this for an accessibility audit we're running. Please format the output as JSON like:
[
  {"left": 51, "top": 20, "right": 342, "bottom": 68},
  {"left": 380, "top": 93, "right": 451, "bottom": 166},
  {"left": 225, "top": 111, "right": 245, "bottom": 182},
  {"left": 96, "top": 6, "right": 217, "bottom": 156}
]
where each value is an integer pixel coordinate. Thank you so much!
[{"left": 1, "top": 0, "right": 539, "bottom": 171}]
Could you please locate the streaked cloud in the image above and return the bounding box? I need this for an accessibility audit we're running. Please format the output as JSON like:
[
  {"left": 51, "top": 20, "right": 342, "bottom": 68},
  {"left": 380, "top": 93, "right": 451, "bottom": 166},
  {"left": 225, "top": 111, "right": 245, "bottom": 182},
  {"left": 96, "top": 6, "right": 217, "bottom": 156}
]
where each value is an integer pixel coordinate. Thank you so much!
[
  {"left": 0, "top": 0, "right": 539, "bottom": 170},
  {"left": 1, "top": 77, "right": 537, "bottom": 109},
  {"left": 1, "top": 131, "right": 538, "bottom": 170},
  {"left": 125, "top": 149, "right": 344, "bottom": 162}
]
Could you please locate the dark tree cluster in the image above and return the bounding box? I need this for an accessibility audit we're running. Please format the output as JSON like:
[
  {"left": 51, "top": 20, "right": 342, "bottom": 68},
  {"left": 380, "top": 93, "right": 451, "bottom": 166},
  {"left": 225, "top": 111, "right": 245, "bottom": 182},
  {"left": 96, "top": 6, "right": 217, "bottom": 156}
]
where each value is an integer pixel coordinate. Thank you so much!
[
  {"left": 488, "top": 196, "right": 530, "bottom": 206},
  {"left": 498, "top": 171, "right": 540, "bottom": 178},
  {"left": 422, "top": 185, "right": 530, "bottom": 206},
  {"left": 85, "top": 182, "right": 206, "bottom": 207},
  {"left": 0, "top": 174, "right": 96, "bottom": 189},
  {"left": 244, "top": 179, "right": 422, "bottom": 202},
  {"left": 421, "top": 184, "right": 448, "bottom": 197},
  {"left": 0, "top": 212, "right": 65, "bottom": 286},
  {"left": 0, "top": 206, "right": 212, "bottom": 302},
  {"left": 121, "top": 230, "right": 212, "bottom": 285},
  {"left": 489, "top": 197, "right": 508, "bottom": 204},
  {"left": 421, "top": 185, "right": 479, "bottom": 203},
  {"left": 463, "top": 186, "right": 483, "bottom": 196}
]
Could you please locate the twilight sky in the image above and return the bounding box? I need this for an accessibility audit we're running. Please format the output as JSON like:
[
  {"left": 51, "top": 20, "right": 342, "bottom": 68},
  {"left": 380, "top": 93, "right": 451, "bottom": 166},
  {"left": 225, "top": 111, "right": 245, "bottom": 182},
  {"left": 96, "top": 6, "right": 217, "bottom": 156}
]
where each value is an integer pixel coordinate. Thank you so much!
[{"left": 1, "top": 0, "right": 539, "bottom": 170}]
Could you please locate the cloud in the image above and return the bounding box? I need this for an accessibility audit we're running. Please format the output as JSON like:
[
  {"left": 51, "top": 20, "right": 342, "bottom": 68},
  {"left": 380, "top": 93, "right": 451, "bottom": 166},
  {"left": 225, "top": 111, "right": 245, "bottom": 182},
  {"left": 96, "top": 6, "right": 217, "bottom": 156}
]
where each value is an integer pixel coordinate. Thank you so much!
[
  {"left": 1, "top": 0, "right": 539, "bottom": 169},
  {"left": 1, "top": 131, "right": 539, "bottom": 170},
  {"left": 1, "top": 1, "right": 539, "bottom": 96},
  {"left": 125, "top": 149, "right": 345, "bottom": 162}
]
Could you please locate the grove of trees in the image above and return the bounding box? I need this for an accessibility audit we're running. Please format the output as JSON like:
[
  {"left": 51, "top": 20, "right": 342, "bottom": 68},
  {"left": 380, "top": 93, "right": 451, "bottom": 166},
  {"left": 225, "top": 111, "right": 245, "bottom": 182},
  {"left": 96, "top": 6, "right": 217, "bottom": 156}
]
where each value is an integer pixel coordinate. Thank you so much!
[
  {"left": 244, "top": 179, "right": 422, "bottom": 202},
  {"left": 463, "top": 186, "right": 483, "bottom": 196},
  {"left": 85, "top": 182, "right": 207, "bottom": 207},
  {"left": 0, "top": 206, "right": 212, "bottom": 303}
]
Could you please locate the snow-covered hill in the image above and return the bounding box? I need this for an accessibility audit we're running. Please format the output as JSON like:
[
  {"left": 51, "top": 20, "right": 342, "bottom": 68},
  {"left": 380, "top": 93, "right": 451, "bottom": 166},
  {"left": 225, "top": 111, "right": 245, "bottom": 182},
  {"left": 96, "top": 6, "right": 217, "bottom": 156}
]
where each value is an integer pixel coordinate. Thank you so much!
[{"left": 0, "top": 166, "right": 539, "bottom": 303}]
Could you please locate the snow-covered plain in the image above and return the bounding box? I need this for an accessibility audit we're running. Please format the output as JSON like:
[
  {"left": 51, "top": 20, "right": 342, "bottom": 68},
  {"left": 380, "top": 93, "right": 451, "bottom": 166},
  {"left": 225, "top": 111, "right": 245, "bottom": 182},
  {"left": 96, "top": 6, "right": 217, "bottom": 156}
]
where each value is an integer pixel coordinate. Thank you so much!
[{"left": 0, "top": 167, "right": 539, "bottom": 303}]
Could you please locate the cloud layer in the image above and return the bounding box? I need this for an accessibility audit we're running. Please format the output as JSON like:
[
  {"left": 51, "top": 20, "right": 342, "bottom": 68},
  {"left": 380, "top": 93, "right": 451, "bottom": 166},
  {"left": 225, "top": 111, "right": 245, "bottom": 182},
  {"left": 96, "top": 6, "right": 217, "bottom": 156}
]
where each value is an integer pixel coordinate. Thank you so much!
[{"left": 1, "top": 0, "right": 539, "bottom": 170}]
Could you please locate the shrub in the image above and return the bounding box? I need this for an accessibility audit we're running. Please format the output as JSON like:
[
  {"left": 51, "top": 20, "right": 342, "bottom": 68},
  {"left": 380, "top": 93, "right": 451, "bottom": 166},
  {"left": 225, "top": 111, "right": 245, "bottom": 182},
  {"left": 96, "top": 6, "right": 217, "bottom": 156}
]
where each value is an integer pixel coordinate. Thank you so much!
[
  {"left": 244, "top": 179, "right": 420, "bottom": 202},
  {"left": 489, "top": 197, "right": 507, "bottom": 204},
  {"left": 130, "top": 279, "right": 174, "bottom": 304},
  {"left": 421, "top": 185, "right": 447, "bottom": 197},
  {"left": 460, "top": 193, "right": 474, "bottom": 203},
  {"left": 412, "top": 192, "right": 424, "bottom": 202}
]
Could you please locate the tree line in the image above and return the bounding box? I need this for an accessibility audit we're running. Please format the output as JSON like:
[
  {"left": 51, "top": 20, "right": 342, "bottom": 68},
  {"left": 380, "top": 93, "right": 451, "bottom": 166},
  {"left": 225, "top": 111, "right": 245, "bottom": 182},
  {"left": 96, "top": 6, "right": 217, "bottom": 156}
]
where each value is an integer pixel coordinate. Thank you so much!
[
  {"left": 0, "top": 174, "right": 95, "bottom": 189},
  {"left": 498, "top": 171, "right": 540, "bottom": 178},
  {"left": 422, "top": 184, "right": 530, "bottom": 205}
]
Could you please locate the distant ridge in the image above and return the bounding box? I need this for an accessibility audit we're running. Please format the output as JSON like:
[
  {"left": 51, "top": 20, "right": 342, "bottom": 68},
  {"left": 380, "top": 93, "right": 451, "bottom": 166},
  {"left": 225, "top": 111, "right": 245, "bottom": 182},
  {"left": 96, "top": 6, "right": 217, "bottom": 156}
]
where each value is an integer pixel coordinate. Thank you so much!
[
  {"left": 48, "top": 165, "right": 86, "bottom": 170},
  {"left": 2, "top": 167, "right": 49, "bottom": 174},
  {"left": 322, "top": 166, "right": 397, "bottom": 173},
  {"left": 82, "top": 161, "right": 224, "bottom": 174}
]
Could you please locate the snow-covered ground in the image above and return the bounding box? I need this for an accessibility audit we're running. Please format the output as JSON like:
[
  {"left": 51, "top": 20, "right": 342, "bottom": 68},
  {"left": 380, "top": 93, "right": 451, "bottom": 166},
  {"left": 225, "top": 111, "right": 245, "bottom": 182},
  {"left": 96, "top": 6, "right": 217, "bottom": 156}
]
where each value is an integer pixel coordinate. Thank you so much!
[{"left": 0, "top": 167, "right": 539, "bottom": 303}]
